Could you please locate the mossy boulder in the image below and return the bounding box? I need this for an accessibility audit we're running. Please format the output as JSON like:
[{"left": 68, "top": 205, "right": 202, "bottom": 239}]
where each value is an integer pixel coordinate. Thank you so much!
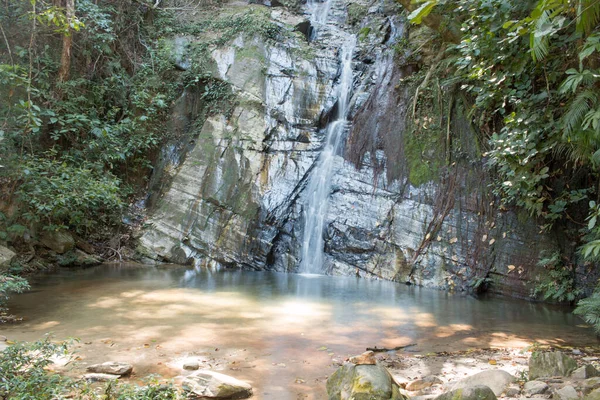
[
  {"left": 40, "top": 230, "right": 75, "bottom": 254},
  {"left": 586, "top": 387, "right": 600, "bottom": 400},
  {"left": 529, "top": 351, "right": 578, "bottom": 380},
  {"left": 0, "top": 245, "right": 16, "bottom": 268},
  {"left": 435, "top": 385, "right": 497, "bottom": 400},
  {"left": 326, "top": 363, "right": 406, "bottom": 400}
]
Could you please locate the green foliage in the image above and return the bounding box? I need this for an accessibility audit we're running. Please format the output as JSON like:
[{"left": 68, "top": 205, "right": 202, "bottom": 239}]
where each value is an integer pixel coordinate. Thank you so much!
[
  {"left": 0, "top": 338, "right": 181, "bottom": 399},
  {"left": 575, "top": 292, "right": 600, "bottom": 333},
  {"left": 16, "top": 156, "right": 123, "bottom": 234},
  {"left": 347, "top": 3, "right": 368, "bottom": 26},
  {"left": 407, "top": 0, "right": 439, "bottom": 24},
  {"left": 531, "top": 252, "right": 582, "bottom": 302},
  {"left": 0, "top": 337, "right": 72, "bottom": 399},
  {"left": 405, "top": 0, "right": 600, "bottom": 308},
  {"left": 0, "top": 0, "right": 261, "bottom": 240},
  {"left": 0, "top": 274, "right": 29, "bottom": 315}
]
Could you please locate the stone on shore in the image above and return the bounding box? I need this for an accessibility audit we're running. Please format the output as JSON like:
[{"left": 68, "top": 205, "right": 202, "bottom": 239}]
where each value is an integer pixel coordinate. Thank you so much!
[
  {"left": 83, "top": 373, "right": 120, "bottom": 382},
  {"left": 571, "top": 365, "right": 599, "bottom": 379},
  {"left": 586, "top": 388, "right": 600, "bottom": 400},
  {"left": 553, "top": 385, "right": 579, "bottom": 400},
  {"left": 327, "top": 363, "right": 406, "bottom": 400},
  {"left": 407, "top": 376, "right": 443, "bottom": 391},
  {"left": 580, "top": 377, "right": 600, "bottom": 395},
  {"left": 450, "top": 370, "right": 516, "bottom": 396},
  {"left": 529, "top": 352, "right": 578, "bottom": 380},
  {"left": 86, "top": 361, "right": 133, "bottom": 376},
  {"left": 182, "top": 370, "right": 252, "bottom": 399},
  {"left": 523, "top": 380, "right": 549, "bottom": 396},
  {"left": 183, "top": 361, "right": 200, "bottom": 371},
  {"left": 435, "top": 385, "right": 497, "bottom": 400}
]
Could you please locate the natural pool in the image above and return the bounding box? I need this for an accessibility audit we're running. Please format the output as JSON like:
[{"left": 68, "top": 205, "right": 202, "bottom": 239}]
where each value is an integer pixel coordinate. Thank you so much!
[{"left": 1, "top": 264, "right": 597, "bottom": 399}]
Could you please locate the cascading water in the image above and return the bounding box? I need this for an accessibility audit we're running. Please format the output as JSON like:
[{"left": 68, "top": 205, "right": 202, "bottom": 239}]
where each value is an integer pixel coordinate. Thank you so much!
[{"left": 299, "top": 6, "right": 357, "bottom": 273}]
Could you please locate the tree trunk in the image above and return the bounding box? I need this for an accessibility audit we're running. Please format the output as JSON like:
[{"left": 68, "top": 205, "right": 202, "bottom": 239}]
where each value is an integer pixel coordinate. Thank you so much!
[{"left": 57, "top": 0, "right": 74, "bottom": 83}]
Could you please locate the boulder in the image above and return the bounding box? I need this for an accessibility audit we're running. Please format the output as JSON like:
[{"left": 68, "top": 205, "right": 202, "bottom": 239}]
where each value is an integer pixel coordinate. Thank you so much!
[
  {"left": 326, "top": 363, "right": 407, "bottom": 400},
  {"left": 435, "top": 385, "right": 497, "bottom": 400},
  {"left": 86, "top": 361, "right": 133, "bottom": 376},
  {"left": 529, "top": 352, "right": 578, "bottom": 380},
  {"left": 523, "top": 380, "right": 549, "bottom": 396},
  {"left": 572, "top": 365, "right": 599, "bottom": 379},
  {"left": 586, "top": 388, "right": 600, "bottom": 400},
  {"left": 579, "top": 377, "right": 600, "bottom": 394},
  {"left": 553, "top": 386, "right": 579, "bottom": 400},
  {"left": 406, "top": 376, "right": 443, "bottom": 391},
  {"left": 0, "top": 245, "right": 16, "bottom": 268},
  {"left": 182, "top": 370, "right": 252, "bottom": 399},
  {"left": 57, "top": 249, "right": 102, "bottom": 267},
  {"left": 505, "top": 384, "right": 521, "bottom": 397},
  {"left": 83, "top": 373, "right": 120, "bottom": 382},
  {"left": 450, "top": 370, "right": 516, "bottom": 396},
  {"left": 349, "top": 351, "right": 377, "bottom": 365},
  {"left": 40, "top": 231, "right": 74, "bottom": 254}
]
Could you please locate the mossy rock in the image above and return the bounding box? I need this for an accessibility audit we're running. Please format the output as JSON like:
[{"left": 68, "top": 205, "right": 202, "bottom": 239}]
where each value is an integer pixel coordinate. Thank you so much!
[
  {"left": 529, "top": 351, "right": 578, "bottom": 380},
  {"left": 326, "top": 363, "right": 406, "bottom": 400}
]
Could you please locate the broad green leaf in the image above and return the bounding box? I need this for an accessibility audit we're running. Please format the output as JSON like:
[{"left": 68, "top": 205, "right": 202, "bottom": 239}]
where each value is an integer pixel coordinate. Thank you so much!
[{"left": 407, "top": 1, "right": 437, "bottom": 25}]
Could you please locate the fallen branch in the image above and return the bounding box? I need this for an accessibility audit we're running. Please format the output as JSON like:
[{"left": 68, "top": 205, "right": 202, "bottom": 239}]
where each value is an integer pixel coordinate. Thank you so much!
[{"left": 366, "top": 343, "right": 417, "bottom": 353}]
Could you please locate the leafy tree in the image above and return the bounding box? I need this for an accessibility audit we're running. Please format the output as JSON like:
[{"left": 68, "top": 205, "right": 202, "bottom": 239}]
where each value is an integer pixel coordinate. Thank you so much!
[{"left": 406, "top": 0, "right": 600, "bottom": 318}]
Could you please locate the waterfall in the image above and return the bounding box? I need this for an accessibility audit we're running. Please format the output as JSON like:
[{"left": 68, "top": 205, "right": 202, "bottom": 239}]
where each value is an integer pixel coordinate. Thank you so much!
[{"left": 299, "top": 5, "right": 357, "bottom": 273}]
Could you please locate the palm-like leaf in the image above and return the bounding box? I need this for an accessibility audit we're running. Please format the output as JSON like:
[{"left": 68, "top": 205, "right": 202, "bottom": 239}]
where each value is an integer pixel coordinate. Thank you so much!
[
  {"left": 576, "top": 0, "right": 600, "bottom": 35},
  {"left": 563, "top": 89, "right": 599, "bottom": 137}
]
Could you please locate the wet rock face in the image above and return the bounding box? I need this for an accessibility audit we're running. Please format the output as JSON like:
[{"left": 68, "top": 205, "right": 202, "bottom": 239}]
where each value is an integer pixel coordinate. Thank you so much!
[{"left": 138, "top": 0, "right": 564, "bottom": 298}]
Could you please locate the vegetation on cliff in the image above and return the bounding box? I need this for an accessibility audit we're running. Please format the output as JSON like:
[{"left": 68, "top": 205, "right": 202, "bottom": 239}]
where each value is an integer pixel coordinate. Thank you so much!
[{"left": 402, "top": 0, "right": 600, "bottom": 326}]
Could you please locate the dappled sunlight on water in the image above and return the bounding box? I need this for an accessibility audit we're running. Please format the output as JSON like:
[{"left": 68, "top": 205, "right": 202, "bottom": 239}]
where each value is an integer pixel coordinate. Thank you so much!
[{"left": 1, "top": 264, "right": 598, "bottom": 399}]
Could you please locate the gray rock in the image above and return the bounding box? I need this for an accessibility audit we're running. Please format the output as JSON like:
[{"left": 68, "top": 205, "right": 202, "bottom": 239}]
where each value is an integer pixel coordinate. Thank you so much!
[
  {"left": 552, "top": 386, "right": 579, "bottom": 400},
  {"left": 505, "top": 385, "right": 521, "bottom": 397},
  {"left": 0, "top": 245, "right": 16, "bottom": 268},
  {"left": 435, "top": 385, "right": 497, "bottom": 400},
  {"left": 40, "top": 231, "right": 75, "bottom": 254},
  {"left": 579, "top": 377, "right": 600, "bottom": 394},
  {"left": 86, "top": 362, "right": 133, "bottom": 376},
  {"left": 524, "top": 380, "right": 549, "bottom": 396},
  {"left": 182, "top": 370, "right": 252, "bottom": 399},
  {"left": 326, "top": 363, "right": 407, "bottom": 400},
  {"left": 83, "top": 373, "right": 120, "bottom": 382},
  {"left": 407, "top": 376, "right": 443, "bottom": 391},
  {"left": 571, "top": 365, "right": 599, "bottom": 379},
  {"left": 451, "top": 370, "right": 516, "bottom": 396},
  {"left": 529, "top": 352, "right": 578, "bottom": 380},
  {"left": 183, "top": 361, "right": 200, "bottom": 371}
]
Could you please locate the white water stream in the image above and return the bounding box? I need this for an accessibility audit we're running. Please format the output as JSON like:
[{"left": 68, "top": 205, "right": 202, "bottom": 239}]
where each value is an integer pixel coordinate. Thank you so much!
[{"left": 299, "top": 1, "right": 356, "bottom": 274}]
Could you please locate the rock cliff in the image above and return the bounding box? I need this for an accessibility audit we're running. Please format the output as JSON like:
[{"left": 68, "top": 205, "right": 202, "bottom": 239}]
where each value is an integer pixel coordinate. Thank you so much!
[{"left": 138, "top": 0, "right": 561, "bottom": 298}]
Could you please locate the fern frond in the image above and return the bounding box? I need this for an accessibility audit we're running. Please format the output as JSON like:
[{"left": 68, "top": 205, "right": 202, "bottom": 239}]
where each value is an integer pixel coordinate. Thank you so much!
[
  {"left": 563, "top": 89, "right": 599, "bottom": 137},
  {"left": 530, "top": 10, "right": 551, "bottom": 61},
  {"left": 575, "top": 292, "right": 600, "bottom": 333}
]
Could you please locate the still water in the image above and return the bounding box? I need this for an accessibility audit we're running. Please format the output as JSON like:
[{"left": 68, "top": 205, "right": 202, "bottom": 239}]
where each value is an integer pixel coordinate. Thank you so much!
[{"left": 1, "top": 264, "right": 597, "bottom": 398}]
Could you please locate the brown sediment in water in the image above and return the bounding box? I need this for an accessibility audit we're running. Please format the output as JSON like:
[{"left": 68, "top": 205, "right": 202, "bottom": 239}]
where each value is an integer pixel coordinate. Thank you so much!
[{"left": 0, "top": 265, "right": 597, "bottom": 399}]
